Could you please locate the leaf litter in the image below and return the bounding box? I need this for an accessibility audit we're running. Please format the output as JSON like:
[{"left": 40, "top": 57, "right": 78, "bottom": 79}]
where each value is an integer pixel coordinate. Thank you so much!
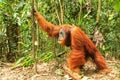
[{"left": 0, "top": 59, "right": 120, "bottom": 80}]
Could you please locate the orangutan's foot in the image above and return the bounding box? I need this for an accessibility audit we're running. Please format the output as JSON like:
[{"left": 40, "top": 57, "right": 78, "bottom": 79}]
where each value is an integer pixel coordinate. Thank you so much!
[{"left": 99, "top": 69, "right": 111, "bottom": 74}]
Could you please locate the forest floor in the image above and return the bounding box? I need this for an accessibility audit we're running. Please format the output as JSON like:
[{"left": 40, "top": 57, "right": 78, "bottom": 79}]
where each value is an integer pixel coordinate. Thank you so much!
[{"left": 0, "top": 59, "right": 120, "bottom": 80}]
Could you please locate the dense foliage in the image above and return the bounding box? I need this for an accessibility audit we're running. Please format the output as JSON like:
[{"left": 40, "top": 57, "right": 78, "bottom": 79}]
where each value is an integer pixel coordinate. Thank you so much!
[{"left": 0, "top": 0, "right": 120, "bottom": 66}]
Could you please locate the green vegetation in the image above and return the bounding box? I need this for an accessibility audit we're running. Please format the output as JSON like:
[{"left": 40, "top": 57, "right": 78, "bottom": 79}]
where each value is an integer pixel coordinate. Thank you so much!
[{"left": 0, "top": 0, "right": 120, "bottom": 66}]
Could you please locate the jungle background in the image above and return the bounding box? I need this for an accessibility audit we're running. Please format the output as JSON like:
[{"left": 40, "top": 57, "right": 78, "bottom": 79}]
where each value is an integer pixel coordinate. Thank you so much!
[{"left": 0, "top": 0, "right": 120, "bottom": 80}]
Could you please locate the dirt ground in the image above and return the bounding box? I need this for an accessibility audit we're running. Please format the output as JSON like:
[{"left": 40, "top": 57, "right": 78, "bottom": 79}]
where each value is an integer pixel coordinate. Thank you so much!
[{"left": 0, "top": 59, "right": 120, "bottom": 80}]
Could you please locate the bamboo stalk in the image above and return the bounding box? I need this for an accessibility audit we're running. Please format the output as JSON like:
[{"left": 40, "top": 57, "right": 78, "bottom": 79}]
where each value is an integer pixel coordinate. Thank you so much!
[
  {"left": 17, "top": 26, "right": 20, "bottom": 58},
  {"left": 59, "top": 0, "right": 64, "bottom": 24},
  {"left": 31, "top": 0, "right": 37, "bottom": 73},
  {"left": 96, "top": 0, "right": 101, "bottom": 28}
]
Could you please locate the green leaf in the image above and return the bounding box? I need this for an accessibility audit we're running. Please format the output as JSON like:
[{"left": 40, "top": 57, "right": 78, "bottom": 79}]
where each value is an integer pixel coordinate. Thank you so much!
[
  {"left": 114, "top": 0, "right": 120, "bottom": 12},
  {"left": 14, "top": 57, "right": 25, "bottom": 66},
  {"left": 78, "top": 0, "right": 84, "bottom": 5},
  {"left": 108, "top": 14, "right": 114, "bottom": 20},
  {"left": 78, "top": 19, "right": 83, "bottom": 25}
]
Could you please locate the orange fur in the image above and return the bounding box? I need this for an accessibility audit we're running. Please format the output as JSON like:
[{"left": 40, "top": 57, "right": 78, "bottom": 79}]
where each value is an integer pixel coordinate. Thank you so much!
[
  {"left": 69, "top": 27, "right": 110, "bottom": 73},
  {"left": 35, "top": 10, "right": 61, "bottom": 38},
  {"left": 34, "top": 10, "right": 110, "bottom": 74}
]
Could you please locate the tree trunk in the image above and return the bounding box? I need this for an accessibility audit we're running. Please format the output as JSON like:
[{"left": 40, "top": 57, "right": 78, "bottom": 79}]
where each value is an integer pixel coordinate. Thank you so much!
[
  {"left": 0, "top": 43, "right": 2, "bottom": 58},
  {"left": 6, "top": 24, "right": 18, "bottom": 62}
]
